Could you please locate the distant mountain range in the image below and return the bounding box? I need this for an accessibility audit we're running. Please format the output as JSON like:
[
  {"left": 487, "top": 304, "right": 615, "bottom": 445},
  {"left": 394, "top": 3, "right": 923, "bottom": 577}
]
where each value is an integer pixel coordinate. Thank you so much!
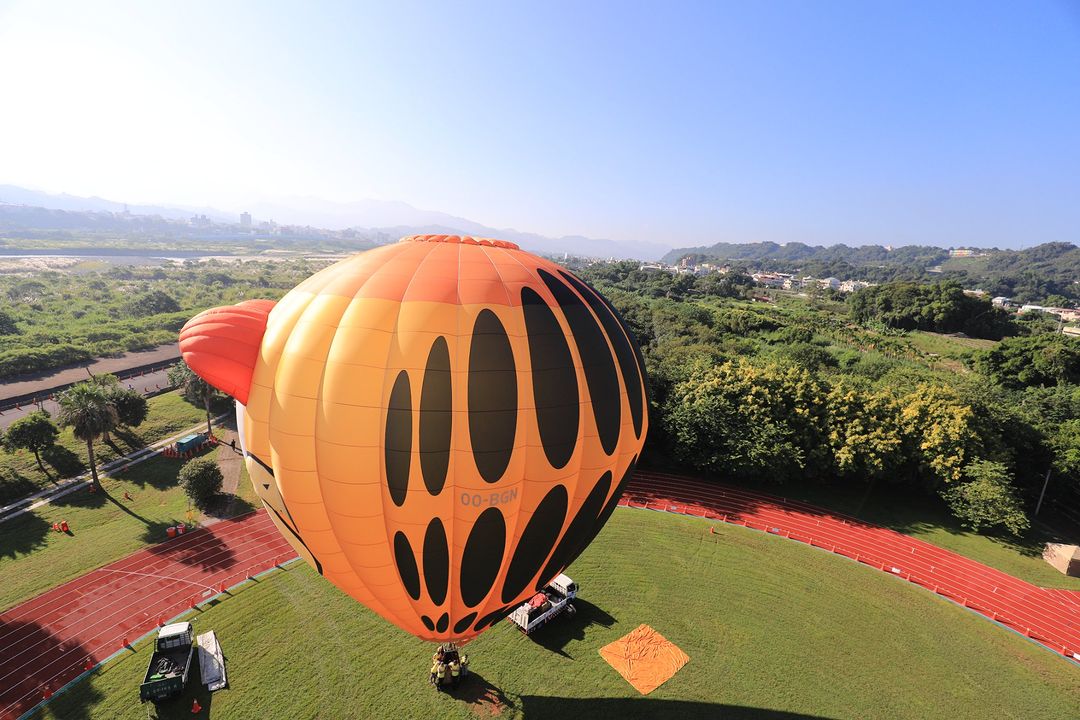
[{"left": 0, "top": 185, "right": 670, "bottom": 260}]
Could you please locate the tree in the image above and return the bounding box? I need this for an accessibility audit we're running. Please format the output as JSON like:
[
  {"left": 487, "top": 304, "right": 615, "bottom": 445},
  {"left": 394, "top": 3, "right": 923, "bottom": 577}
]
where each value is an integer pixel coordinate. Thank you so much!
[
  {"left": 111, "top": 388, "right": 149, "bottom": 428},
  {"left": 178, "top": 457, "right": 223, "bottom": 509},
  {"left": 124, "top": 289, "right": 180, "bottom": 317},
  {"left": 824, "top": 381, "right": 903, "bottom": 482},
  {"left": 168, "top": 362, "right": 220, "bottom": 435},
  {"left": 896, "top": 384, "right": 983, "bottom": 486},
  {"left": 665, "top": 358, "right": 829, "bottom": 482},
  {"left": 974, "top": 335, "right": 1080, "bottom": 388},
  {"left": 2, "top": 411, "right": 59, "bottom": 475},
  {"left": 0, "top": 308, "right": 18, "bottom": 336},
  {"left": 56, "top": 382, "right": 118, "bottom": 488},
  {"left": 942, "top": 460, "right": 1030, "bottom": 536}
]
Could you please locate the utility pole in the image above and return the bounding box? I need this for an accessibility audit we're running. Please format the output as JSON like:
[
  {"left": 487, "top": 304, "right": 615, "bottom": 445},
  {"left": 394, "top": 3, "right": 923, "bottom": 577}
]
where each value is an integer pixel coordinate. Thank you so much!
[{"left": 1035, "top": 467, "right": 1052, "bottom": 516}]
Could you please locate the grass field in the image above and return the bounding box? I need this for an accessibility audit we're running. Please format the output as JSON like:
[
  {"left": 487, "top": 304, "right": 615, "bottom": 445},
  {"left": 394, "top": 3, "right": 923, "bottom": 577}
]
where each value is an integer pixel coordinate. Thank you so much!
[
  {"left": 36, "top": 510, "right": 1080, "bottom": 720},
  {"left": 0, "top": 391, "right": 230, "bottom": 504},
  {"left": 0, "top": 444, "right": 255, "bottom": 612}
]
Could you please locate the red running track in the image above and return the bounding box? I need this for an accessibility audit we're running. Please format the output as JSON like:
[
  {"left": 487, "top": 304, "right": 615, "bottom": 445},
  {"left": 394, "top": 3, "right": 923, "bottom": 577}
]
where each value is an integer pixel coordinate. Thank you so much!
[
  {"left": 3, "top": 473, "right": 1077, "bottom": 719},
  {"left": 0, "top": 510, "right": 296, "bottom": 720},
  {"left": 623, "top": 471, "right": 1080, "bottom": 666}
]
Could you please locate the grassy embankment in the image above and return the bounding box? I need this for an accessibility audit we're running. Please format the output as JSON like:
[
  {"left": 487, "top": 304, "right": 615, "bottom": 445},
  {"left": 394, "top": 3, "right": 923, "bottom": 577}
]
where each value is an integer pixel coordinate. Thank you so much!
[
  {"left": 37, "top": 510, "right": 1080, "bottom": 720},
  {"left": 0, "top": 392, "right": 229, "bottom": 504}
]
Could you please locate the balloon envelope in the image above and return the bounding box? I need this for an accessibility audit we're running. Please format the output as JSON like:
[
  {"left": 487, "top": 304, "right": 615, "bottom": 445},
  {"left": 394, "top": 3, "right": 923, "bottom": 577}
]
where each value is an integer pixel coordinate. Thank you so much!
[{"left": 179, "top": 235, "right": 648, "bottom": 641}]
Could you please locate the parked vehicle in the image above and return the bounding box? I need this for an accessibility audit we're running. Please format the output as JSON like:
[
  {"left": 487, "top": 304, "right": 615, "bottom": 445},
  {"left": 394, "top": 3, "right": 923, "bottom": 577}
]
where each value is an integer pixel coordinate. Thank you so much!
[
  {"left": 139, "top": 622, "right": 196, "bottom": 702},
  {"left": 507, "top": 574, "right": 578, "bottom": 634}
]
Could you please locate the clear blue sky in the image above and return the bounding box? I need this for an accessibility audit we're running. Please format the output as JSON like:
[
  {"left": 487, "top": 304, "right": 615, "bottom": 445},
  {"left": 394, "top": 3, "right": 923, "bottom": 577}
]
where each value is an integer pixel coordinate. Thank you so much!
[{"left": 0, "top": 0, "right": 1077, "bottom": 248}]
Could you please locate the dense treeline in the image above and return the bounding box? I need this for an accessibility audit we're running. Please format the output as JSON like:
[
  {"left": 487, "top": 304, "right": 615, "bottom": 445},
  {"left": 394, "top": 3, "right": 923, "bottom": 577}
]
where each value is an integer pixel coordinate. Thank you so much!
[
  {"left": 0, "top": 259, "right": 332, "bottom": 380},
  {"left": 575, "top": 264, "right": 1080, "bottom": 537},
  {"left": 664, "top": 241, "right": 1080, "bottom": 304},
  {"left": 847, "top": 281, "right": 1017, "bottom": 339}
]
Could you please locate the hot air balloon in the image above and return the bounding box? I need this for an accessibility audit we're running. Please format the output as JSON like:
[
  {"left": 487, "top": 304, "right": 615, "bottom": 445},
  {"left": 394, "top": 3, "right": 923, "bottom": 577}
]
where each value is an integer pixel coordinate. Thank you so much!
[{"left": 178, "top": 235, "right": 648, "bottom": 643}]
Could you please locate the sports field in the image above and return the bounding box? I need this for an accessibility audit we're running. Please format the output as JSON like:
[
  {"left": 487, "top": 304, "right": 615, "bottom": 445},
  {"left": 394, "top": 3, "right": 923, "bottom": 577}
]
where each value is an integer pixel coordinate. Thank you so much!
[{"left": 33, "top": 510, "right": 1080, "bottom": 720}]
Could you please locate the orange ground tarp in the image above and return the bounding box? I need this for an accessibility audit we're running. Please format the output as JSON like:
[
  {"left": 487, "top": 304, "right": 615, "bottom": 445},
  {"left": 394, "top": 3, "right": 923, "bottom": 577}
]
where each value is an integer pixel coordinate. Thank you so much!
[{"left": 598, "top": 624, "right": 690, "bottom": 694}]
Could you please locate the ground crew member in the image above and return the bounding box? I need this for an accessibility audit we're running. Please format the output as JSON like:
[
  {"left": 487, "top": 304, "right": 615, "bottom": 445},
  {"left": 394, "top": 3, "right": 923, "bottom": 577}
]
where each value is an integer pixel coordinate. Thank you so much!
[
  {"left": 460, "top": 653, "right": 469, "bottom": 677},
  {"left": 435, "top": 661, "right": 447, "bottom": 690},
  {"left": 449, "top": 659, "right": 461, "bottom": 688}
]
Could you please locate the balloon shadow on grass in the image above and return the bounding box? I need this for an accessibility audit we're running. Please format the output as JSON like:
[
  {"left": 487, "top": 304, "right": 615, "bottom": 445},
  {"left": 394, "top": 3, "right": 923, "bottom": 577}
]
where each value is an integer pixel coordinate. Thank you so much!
[{"left": 520, "top": 696, "right": 839, "bottom": 720}]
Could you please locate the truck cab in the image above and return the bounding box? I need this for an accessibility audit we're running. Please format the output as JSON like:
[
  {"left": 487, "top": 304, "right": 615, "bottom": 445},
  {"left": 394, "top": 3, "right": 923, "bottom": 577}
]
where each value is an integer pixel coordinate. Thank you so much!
[{"left": 140, "top": 622, "right": 196, "bottom": 703}]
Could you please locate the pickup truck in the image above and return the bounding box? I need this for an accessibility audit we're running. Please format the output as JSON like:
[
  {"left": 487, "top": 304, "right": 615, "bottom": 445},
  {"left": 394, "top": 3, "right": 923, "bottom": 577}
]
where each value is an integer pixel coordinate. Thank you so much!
[
  {"left": 139, "top": 622, "right": 196, "bottom": 703},
  {"left": 507, "top": 574, "right": 578, "bottom": 635}
]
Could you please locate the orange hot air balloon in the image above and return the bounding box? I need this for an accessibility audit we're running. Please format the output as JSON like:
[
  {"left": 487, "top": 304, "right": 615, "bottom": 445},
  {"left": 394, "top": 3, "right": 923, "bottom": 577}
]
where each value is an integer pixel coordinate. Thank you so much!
[{"left": 178, "top": 235, "right": 648, "bottom": 642}]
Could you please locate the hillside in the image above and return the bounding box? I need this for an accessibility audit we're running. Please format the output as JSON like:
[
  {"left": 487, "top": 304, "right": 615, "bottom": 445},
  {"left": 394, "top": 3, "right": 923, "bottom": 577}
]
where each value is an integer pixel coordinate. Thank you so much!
[{"left": 663, "top": 241, "right": 1080, "bottom": 302}]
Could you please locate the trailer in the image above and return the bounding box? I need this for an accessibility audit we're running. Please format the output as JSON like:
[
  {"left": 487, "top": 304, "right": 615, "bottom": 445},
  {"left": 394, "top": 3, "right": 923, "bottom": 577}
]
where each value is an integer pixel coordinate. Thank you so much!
[
  {"left": 507, "top": 574, "right": 578, "bottom": 635},
  {"left": 197, "top": 630, "right": 227, "bottom": 692},
  {"left": 139, "top": 622, "right": 196, "bottom": 703},
  {"left": 175, "top": 433, "right": 206, "bottom": 455}
]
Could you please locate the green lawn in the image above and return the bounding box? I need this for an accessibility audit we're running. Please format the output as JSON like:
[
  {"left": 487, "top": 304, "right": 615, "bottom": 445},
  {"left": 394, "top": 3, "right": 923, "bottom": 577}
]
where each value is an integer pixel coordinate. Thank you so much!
[
  {"left": 741, "top": 478, "right": 1080, "bottom": 590},
  {"left": 900, "top": 331, "right": 997, "bottom": 373},
  {"left": 0, "top": 444, "right": 256, "bottom": 612},
  {"left": 37, "top": 510, "right": 1080, "bottom": 720},
  {"left": 0, "top": 391, "right": 229, "bottom": 505}
]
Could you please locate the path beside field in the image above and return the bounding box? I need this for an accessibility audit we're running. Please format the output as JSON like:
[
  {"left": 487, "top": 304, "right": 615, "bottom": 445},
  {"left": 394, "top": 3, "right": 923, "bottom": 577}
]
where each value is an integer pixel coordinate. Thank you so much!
[
  {"left": 0, "top": 510, "right": 294, "bottom": 720},
  {"left": 0, "top": 344, "right": 179, "bottom": 403},
  {"left": 3, "top": 471, "right": 1079, "bottom": 719}
]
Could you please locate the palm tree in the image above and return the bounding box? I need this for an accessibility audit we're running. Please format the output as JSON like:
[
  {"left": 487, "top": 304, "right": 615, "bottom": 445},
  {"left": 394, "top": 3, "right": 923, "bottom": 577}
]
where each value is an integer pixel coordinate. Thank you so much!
[
  {"left": 168, "top": 362, "right": 219, "bottom": 435},
  {"left": 57, "top": 382, "right": 118, "bottom": 488}
]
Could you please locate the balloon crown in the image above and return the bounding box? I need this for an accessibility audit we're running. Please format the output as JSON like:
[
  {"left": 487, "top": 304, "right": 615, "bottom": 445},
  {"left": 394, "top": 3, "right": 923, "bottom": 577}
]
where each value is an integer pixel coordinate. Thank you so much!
[{"left": 400, "top": 234, "right": 520, "bottom": 250}]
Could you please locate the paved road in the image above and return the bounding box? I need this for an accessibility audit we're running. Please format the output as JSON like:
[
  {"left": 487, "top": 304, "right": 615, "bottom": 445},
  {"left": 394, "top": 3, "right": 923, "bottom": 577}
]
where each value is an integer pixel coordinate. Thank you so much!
[
  {"left": 0, "top": 344, "right": 180, "bottom": 430},
  {"left": 0, "top": 344, "right": 179, "bottom": 402},
  {"left": 0, "top": 367, "right": 174, "bottom": 430}
]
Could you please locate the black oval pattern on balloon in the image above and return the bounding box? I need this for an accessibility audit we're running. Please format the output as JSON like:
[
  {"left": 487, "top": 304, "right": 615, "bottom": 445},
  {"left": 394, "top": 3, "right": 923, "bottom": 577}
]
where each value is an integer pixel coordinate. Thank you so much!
[
  {"left": 420, "top": 336, "right": 452, "bottom": 495},
  {"left": 393, "top": 531, "right": 421, "bottom": 601},
  {"left": 538, "top": 269, "right": 620, "bottom": 455},
  {"left": 521, "top": 287, "right": 580, "bottom": 468},
  {"left": 559, "top": 270, "right": 645, "bottom": 439},
  {"left": 436, "top": 612, "right": 449, "bottom": 633},
  {"left": 582, "top": 456, "right": 638, "bottom": 551},
  {"left": 421, "top": 615, "right": 435, "bottom": 632},
  {"left": 453, "top": 612, "right": 478, "bottom": 635},
  {"left": 469, "top": 310, "right": 517, "bottom": 483},
  {"left": 536, "top": 471, "right": 612, "bottom": 591},
  {"left": 500, "top": 484, "right": 569, "bottom": 603},
  {"left": 385, "top": 370, "right": 412, "bottom": 507},
  {"left": 423, "top": 517, "right": 449, "bottom": 607},
  {"left": 459, "top": 507, "right": 506, "bottom": 607},
  {"left": 472, "top": 605, "right": 512, "bottom": 632}
]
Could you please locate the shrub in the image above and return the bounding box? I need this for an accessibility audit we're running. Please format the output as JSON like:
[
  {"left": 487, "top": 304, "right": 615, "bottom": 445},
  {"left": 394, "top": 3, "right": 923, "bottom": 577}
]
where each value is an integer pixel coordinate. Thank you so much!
[
  {"left": 941, "top": 460, "right": 1030, "bottom": 536},
  {"left": 178, "top": 457, "right": 223, "bottom": 509}
]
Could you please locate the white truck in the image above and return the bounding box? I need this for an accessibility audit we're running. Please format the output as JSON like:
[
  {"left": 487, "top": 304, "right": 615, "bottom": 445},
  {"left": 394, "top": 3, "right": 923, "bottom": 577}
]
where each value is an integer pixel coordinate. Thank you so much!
[{"left": 507, "top": 574, "right": 578, "bottom": 635}]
